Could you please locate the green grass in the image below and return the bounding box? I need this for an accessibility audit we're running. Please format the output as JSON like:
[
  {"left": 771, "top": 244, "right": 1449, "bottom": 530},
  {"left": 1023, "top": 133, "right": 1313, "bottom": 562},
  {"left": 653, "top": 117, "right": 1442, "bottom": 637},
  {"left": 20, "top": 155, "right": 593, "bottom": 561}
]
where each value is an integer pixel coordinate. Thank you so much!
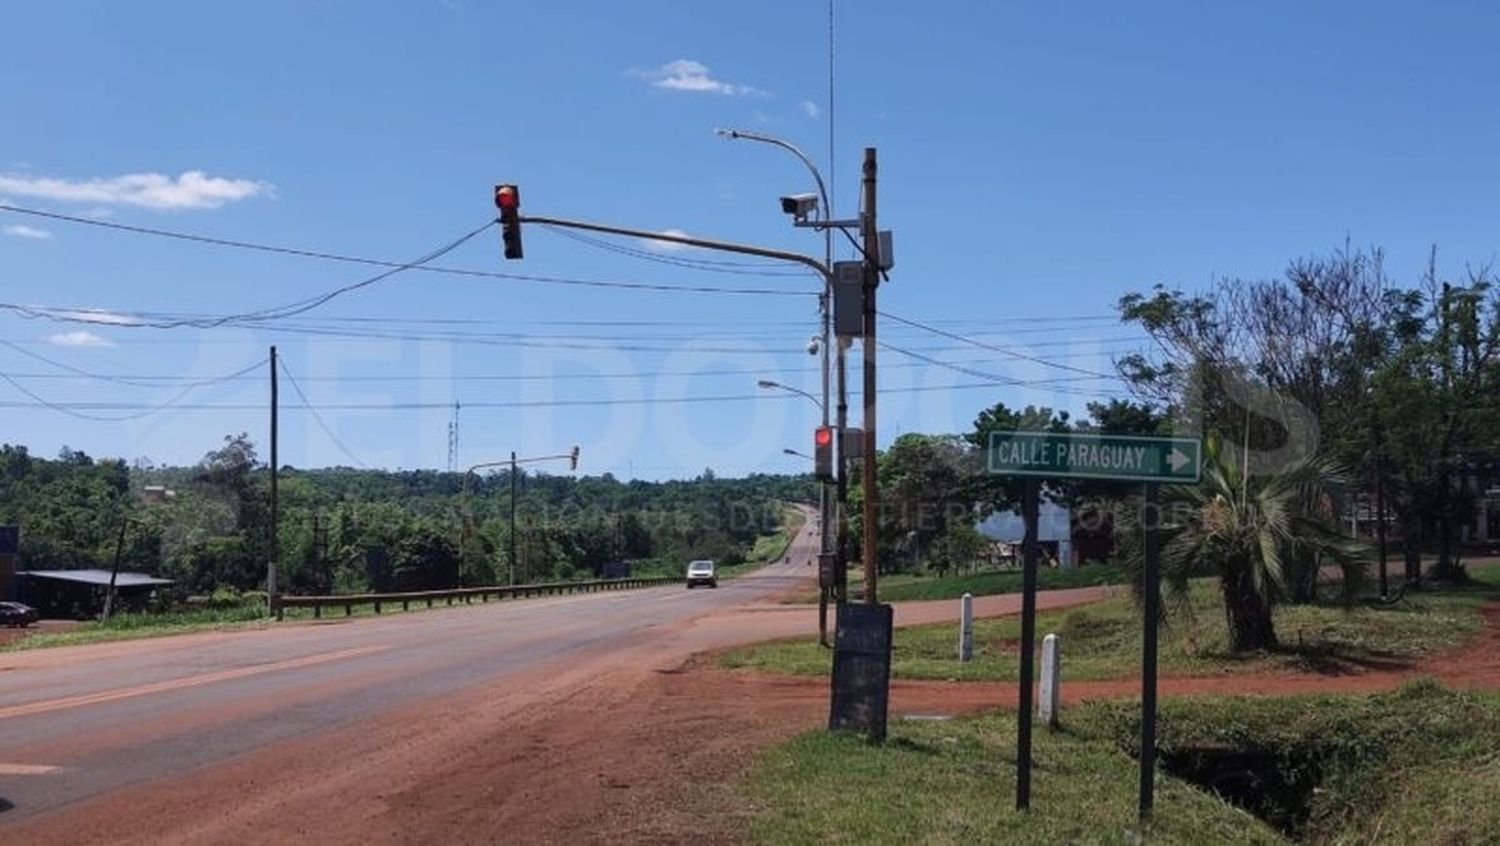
[
  {"left": 745, "top": 684, "right": 1500, "bottom": 845},
  {"left": 745, "top": 708, "right": 1284, "bottom": 845},
  {"left": 721, "top": 509, "right": 809, "bottom": 579},
  {"left": 788, "top": 562, "right": 1126, "bottom": 604},
  {"left": 4, "top": 605, "right": 273, "bottom": 651},
  {"left": 724, "top": 574, "right": 1500, "bottom": 683}
]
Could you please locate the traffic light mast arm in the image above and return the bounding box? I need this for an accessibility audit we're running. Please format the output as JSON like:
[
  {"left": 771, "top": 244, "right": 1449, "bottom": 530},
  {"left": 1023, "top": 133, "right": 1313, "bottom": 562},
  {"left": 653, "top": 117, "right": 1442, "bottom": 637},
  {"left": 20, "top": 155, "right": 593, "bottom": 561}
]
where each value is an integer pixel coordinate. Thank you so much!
[
  {"left": 467, "top": 450, "right": 579, "bottom": 473},
  {"left": 519, "top": 214, "right": 832, "bottom": 285}
]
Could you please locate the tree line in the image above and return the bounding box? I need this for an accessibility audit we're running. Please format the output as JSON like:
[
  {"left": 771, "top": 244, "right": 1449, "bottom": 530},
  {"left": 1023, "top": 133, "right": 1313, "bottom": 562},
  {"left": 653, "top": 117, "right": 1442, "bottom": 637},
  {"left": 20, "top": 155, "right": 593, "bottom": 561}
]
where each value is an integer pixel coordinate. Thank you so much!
[{"left": 0, "top": 436, "right": 810, "bottom": 597}]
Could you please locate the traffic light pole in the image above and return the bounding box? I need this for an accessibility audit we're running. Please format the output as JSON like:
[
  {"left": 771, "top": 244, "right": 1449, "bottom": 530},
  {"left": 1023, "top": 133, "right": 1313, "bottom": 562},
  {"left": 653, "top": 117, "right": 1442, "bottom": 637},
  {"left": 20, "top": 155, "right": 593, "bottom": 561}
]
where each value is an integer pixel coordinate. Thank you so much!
[
  {"left": 860, "top": 148, "right": 879, "bottom": 603},
  {"left": 465, "top": 448, "right": 579, "bottom": 587}
]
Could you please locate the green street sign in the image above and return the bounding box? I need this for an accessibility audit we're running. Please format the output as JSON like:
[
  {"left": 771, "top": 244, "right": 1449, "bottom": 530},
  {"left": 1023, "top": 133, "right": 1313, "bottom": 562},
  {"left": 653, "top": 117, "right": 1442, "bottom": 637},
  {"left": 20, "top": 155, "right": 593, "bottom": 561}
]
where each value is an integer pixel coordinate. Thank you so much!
[{"left": 986, "top": 431, "right": 1203, "bottom": 483}]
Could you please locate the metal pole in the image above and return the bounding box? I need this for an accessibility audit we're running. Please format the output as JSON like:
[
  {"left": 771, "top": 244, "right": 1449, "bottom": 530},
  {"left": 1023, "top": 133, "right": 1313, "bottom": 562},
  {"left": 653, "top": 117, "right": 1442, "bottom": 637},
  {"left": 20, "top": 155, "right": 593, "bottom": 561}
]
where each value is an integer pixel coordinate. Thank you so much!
[
  {"left": 1140, "top": 482, "right": 1162, "bottom": 820},
  {"left": 1016, "top": 479, "right": 1040, "bottom": 810},
  {"left": 835, "top": 342, "right": 849, "bottom": 604},
  {"left": 859, "top": 147, "right": 879, "bottom": 603},
  {"left": 509, "top": 451, "right": 518, "bottom": 587},
  {"left": 269, "top": 345, "right": 279, "bottom": 611}
]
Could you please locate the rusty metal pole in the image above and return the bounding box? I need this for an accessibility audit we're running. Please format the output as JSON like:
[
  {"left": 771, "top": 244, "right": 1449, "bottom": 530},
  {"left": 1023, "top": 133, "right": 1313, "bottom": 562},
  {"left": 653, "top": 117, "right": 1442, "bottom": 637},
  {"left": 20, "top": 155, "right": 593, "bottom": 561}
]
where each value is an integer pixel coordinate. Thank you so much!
[{"left": 859, "top": 147, "right": 879, "bottom": 603}]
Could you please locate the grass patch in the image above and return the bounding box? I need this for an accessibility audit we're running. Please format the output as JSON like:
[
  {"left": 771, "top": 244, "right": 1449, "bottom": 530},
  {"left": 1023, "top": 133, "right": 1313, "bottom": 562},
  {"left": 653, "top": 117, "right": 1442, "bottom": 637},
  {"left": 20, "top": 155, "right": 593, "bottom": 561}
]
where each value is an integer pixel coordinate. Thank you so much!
[
  {"left": 789, "top": 563, "right": 1126, "bottom": 604},
  {"left": 745, "top": 684, "right": 1500, "bottom": 845},
  {"left": 724, "top": 577, "right": 1500, "bottom": 683},
  {"left": 721, "top": 508, "right": 809, "bottom": 579},
  {"left": 745, "top": 708, "right": 1283, "bottom": 845},
  {"left": 1082, "top": 682, "right": 1500, "bottom": 843},
  {"left": 4, "top": 605, "right": 272, "bottom": 651}
]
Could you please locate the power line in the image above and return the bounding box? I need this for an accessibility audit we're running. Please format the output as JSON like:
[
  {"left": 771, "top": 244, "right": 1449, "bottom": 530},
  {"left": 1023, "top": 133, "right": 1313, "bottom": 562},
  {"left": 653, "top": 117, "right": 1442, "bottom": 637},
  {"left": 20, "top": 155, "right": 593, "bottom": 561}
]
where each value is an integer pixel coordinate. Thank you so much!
[
  {"left": 879, "top": 310, "right": 1119, "bottom": 378},
  {"left": 277, "top": 359, "right": 369, "bottom": 468},
  {"left": 0, "top": 203, "right": 815, "bottom": 298},
  {"left": 0, "top": 356, "right": 1122, "bottom": 385},
  {"left": 539, "top": 224, "right": 813, "bottom": 276},
  {"left": 0, "top": 378, "right": 1127, "bottom": 414},
  {"left": 878, "top": 341, "right": 1125, "bottom": 399},
  {"left": 0, "top": 221, "right": 496, "bottom": 330},
  {"left": 0, "top": 356, "right": 266, "bottom": 421}
]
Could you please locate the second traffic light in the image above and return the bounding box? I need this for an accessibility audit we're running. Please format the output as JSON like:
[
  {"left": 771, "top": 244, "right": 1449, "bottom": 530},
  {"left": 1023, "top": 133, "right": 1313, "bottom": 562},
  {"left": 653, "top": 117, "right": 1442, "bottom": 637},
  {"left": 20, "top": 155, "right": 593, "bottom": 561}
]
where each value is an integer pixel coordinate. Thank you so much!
[
  {"left": 495, "top": 183, "right": 523, "bottom": 260},
  {"left": 814, "top": 426, "right": 834, "bottom": 482}
]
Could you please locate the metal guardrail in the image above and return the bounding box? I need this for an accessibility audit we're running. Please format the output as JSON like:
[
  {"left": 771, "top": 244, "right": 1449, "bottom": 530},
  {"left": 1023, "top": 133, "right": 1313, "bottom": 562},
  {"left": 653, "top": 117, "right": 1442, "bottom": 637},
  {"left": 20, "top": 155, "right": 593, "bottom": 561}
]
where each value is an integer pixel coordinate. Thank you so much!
[{"left": 272, "top": 576, "right": 676, "bottom": 620}]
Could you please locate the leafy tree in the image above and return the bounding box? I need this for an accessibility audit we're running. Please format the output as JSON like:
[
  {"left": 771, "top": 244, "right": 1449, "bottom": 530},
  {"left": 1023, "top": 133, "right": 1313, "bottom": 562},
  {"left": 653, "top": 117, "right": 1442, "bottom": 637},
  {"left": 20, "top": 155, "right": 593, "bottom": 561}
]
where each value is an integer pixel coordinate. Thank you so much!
[{"left": 1134, "top": 437, "right": 1365, "bottom": 652}]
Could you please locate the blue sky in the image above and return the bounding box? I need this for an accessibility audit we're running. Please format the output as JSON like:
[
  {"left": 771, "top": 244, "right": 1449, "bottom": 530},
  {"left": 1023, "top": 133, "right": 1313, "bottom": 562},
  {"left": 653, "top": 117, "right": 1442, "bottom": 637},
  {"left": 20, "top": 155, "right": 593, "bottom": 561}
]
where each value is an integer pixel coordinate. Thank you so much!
[{"left": 2, "top": 1, "right": 1497, "bottom": 479}]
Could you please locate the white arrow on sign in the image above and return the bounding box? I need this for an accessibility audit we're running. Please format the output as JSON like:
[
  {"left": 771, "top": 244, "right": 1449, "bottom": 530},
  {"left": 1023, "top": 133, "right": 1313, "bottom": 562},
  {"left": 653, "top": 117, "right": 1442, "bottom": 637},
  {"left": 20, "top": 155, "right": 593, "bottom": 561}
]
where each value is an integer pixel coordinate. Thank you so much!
[{"left": 1168, "top": 448, "right": 1190, "bottom": 472}]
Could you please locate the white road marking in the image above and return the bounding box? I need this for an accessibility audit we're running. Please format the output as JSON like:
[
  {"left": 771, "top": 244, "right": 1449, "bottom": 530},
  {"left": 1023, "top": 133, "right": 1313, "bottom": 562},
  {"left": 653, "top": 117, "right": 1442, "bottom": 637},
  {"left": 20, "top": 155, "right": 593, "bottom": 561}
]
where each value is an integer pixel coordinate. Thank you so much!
[{"left": 0, "top": 762, "right": 62, "bottom": 775}]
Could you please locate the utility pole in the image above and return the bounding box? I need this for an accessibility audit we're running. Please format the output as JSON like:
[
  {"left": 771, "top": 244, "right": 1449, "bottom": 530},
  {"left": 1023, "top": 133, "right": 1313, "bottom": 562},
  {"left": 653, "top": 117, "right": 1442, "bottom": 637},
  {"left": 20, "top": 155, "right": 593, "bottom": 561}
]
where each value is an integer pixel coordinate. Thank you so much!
[
  {"left": 510, "top": 451, "right": 518, "bottom": 587},
  {"left": 269, "top": 345, "right": 279, "bottom": 611},
  {"left": 860, "top": 147, "right": 879, "bottom": 602}
]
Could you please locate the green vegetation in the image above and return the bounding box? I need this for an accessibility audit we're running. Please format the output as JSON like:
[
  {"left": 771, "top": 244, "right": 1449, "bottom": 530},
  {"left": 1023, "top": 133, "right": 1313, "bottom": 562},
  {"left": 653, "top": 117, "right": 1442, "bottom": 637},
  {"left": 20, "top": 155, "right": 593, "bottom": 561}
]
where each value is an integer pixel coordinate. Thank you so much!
[
  {"left": 745, "top": 707, "right": 1282, "bottom": 845},
  {"left": 788, "top": 562, "right": 1125, "bottom": 604},
  {"left": 725, "top": 573, "right": 1499, "bottom": 682},
  {"left": 746, "top": 684, "right": 1500, "bottom": 845},
  {"left": 0, "top": 438, "right": 812, "bottom": 600},
  {"left": 4, "top": 605, "right": 273, "bottom": 651}
]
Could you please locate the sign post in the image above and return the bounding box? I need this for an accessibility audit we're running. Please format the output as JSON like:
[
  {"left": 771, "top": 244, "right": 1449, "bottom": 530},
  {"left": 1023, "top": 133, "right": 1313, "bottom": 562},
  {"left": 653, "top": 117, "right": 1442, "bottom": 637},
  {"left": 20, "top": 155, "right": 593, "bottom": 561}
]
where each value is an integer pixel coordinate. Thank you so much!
[
  {"left": 1015, "top": 479, "right": 1040, "bottom": 810},
  {"left": 1140, "top": 482, "right": 1161, "bottom": 821},
  {"left": 985, "top": 431, "right": 1200, "bottom": 817}
]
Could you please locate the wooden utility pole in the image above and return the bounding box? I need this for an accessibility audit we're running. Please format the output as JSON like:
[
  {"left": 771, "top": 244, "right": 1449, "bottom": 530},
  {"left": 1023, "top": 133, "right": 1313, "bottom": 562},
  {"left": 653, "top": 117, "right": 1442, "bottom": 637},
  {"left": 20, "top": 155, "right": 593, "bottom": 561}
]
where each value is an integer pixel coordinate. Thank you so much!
[
  {"left": 269, "top": 346, "right": 279, "bottom": 613},
  {"left": 860, "top": 147, "right": 879, "bottom": 602}
]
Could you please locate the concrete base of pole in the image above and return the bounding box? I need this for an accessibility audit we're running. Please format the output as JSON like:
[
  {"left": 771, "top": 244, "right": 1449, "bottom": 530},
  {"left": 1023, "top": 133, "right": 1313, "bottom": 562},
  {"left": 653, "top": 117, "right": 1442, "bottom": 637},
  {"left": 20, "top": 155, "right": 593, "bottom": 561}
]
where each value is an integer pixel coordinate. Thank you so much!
[
  {"left": 957, "top": 592, "right": 974, "bottom": 662},
  {"left": 1040, "top": 633, "right": 1061, "bottom": 729}
]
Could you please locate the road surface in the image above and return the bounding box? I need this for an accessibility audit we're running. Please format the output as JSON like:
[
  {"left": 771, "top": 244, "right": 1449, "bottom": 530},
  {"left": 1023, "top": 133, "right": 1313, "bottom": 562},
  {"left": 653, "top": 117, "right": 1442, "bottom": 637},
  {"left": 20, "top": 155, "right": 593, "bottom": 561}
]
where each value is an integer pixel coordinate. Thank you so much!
[{"left": 0, "top": 510, "right": 1111, "bottom": 844}]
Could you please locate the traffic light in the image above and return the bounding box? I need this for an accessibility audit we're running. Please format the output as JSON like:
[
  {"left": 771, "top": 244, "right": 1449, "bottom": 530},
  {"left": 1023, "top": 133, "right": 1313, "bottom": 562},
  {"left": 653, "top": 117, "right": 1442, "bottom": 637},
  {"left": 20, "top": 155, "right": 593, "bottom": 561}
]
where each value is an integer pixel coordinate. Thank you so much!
[
  {"left": 569, "top": 445, "right": 580, "bottom": 471},
  {"left": 495, "top": 183, "right": 523, "bottom": 260},
  {"left": 814, "top": 426, "right": 834, "bottom": 482}
]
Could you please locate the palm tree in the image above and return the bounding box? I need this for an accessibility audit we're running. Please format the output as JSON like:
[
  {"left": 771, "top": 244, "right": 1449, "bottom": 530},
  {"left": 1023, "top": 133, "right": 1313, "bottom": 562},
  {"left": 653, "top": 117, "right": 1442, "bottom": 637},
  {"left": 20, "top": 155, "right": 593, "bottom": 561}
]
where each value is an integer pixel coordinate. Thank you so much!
[{"left": 1128, "top": 436, "right": 1366, "bottom": 652}]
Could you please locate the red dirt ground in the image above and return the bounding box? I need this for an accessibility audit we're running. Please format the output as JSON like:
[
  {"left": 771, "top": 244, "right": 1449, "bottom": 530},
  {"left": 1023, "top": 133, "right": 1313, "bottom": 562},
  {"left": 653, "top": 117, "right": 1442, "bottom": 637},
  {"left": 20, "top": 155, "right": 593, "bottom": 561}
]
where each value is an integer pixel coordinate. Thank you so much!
[{"left": 7, "top": 591, "right": 1499, "bottom": 845}]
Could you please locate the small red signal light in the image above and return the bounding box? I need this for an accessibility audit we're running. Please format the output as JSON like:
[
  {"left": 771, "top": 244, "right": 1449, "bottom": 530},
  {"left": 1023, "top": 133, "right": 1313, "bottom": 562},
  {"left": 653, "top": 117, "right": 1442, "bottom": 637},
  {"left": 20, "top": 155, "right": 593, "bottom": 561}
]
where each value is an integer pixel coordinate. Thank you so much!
[
  {"left": 813, "top": 426, "right": 834, "bottom": 481},
  {"left": 494, "top": 185, "right": 518, "bottom": 210}
]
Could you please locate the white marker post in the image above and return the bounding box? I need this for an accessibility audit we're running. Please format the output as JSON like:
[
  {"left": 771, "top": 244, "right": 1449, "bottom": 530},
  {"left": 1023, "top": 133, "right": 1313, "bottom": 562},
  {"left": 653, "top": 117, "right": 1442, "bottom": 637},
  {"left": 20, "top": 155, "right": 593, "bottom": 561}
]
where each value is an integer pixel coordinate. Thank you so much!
[
  {"left": 1039, "top": 633, "right": 1061, "bottom": 730},
  {"left": 958, "top": 592, "right": 974, "bottom": 662}
]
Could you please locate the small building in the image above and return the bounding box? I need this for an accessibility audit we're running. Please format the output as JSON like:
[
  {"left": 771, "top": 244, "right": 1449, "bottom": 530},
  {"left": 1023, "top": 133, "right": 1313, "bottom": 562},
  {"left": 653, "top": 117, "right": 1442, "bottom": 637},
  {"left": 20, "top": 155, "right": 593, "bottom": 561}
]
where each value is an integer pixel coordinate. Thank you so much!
[
  {"left": 977, "top": 502, "right": 1075, "bottom": 567},
  {"left": 15, "top": 569, "right": 175, "bottom": 619}
]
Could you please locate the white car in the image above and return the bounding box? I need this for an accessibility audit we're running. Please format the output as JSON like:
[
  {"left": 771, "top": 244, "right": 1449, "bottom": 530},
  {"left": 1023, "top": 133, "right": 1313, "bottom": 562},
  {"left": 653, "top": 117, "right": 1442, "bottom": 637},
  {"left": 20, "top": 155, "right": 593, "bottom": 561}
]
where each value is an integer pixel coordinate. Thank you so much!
[{"left": 685, "top": 560, "right": 718, "bottom": 589}]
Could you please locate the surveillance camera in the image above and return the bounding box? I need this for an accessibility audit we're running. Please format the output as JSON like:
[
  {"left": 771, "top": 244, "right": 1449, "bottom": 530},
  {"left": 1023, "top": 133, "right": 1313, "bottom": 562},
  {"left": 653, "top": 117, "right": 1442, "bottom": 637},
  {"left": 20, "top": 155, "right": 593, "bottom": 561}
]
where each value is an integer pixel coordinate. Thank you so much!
[
  {"left": 779, "top": 192, "right": 819, "bottom": 220},
  {"left": 807, "top": 336, "right": 821, "bottom": 356}
]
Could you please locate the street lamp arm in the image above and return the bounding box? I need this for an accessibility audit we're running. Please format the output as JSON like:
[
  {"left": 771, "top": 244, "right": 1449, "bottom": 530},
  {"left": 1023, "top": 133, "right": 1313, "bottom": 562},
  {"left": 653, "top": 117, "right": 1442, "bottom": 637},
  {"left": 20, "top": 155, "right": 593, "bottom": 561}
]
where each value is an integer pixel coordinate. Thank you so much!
[
  {"left": 715, "top": 128, "right": 830, "bottom": 225},
  {"left": 758, "top": 380, "right": 824, "bottom": 411},
  {"left": 520, "top": 215, "right": 831, "bottom": 285}
]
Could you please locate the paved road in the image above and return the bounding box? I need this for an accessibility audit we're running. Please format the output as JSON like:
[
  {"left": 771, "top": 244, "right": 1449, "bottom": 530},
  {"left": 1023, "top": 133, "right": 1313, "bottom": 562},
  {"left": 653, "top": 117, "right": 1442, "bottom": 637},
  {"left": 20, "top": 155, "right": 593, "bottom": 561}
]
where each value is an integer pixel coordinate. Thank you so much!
[{"left": 0, "top": 510, "right": 824, "bottom": 829}]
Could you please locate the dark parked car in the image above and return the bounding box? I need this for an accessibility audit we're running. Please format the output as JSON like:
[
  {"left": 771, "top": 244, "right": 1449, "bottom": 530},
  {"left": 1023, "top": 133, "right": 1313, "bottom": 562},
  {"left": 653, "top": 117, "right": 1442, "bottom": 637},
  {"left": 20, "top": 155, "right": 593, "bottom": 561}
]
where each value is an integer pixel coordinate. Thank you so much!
[{"left": 0, "top": 601, "right": 39, "bottom": 628}]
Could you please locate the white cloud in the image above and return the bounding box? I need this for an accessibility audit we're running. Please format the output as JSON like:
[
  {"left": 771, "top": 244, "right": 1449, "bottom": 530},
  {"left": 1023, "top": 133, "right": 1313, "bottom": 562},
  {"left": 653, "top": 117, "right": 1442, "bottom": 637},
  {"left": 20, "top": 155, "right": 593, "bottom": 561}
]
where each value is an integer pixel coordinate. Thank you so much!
[
  {"left": 0, "top": 170, "right": 273, "bottom": 210},
  {"left": 639, "top": 228, "right": 696, "bottom": 253},
  {"left": 632, "top": 60, "right": 765, "bottom": 96},
  {"left": 799, "top": 100, "right": 820, "bottom": 119},
  {"left": 47, "top": 330, "right": 114, "bottom": 348},
  {"left": 3, "top": 224, "right": 52, "bottom": 240}
]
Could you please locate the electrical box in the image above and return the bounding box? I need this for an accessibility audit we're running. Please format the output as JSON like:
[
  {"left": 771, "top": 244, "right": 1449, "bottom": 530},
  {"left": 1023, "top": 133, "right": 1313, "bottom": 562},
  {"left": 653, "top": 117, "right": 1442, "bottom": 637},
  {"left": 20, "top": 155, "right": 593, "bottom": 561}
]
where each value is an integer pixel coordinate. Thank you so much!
[{"left": 832, "top": 261, "right": 865, "bottom": 337}]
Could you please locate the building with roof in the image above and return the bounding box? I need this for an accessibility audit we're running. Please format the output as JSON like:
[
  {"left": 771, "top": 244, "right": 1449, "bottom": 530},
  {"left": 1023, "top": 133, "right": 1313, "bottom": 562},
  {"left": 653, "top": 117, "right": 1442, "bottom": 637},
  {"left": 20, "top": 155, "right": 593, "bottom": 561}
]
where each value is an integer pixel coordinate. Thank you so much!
[{"left": 14, "top": 569, "right": 175, "bottom": 619}]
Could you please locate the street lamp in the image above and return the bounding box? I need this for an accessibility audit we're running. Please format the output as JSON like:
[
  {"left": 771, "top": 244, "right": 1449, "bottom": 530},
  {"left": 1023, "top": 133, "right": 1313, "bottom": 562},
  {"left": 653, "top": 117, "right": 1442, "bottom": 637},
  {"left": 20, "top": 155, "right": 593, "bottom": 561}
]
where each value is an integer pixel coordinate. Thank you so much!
[
  {"left": 757, "top": 379, "right": 825, "bottom": 412},
  {"left": 783, "top": 448, "right": 813, "bottom": 461},
  {"left": 720, "top": 129, "right": 844, "bottom": 599}
]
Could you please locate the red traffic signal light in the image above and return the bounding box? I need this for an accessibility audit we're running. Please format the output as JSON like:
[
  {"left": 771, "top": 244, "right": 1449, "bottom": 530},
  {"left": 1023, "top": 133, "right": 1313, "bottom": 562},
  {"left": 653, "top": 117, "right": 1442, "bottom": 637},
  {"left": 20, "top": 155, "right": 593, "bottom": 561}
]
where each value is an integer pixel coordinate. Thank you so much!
[
  {"left": 494, "top": 183, "right": 523, "bottom": 260},
  {"left": 814, "top": 426, "right": 834, "bottom": 482}
]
